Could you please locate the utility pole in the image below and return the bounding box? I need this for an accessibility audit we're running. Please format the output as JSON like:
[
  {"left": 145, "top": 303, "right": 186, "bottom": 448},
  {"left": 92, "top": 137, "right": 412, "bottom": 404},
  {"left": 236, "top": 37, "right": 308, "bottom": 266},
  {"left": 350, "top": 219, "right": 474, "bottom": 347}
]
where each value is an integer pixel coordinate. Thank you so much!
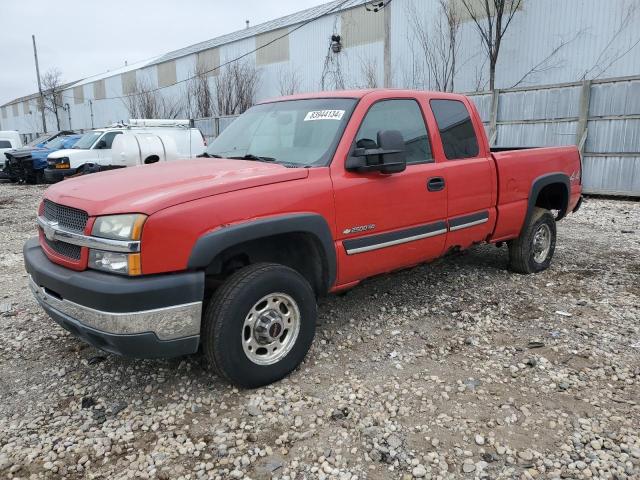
[
  {"left": 32, "top": 34, "right": 47, "bottom": 134},
  {"left": 89, "top": 99, "right": 94, "bottom": 129},
  {"left": 64, "top": 103, "right": 72, "bottom": 130}
]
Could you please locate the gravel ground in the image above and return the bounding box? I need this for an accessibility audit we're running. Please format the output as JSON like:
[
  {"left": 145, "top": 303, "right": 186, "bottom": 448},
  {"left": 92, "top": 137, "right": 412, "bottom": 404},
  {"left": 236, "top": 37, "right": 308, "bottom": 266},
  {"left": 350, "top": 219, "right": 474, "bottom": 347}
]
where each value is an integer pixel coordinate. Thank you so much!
[{"left": 0, "top": 182, "right": 638, "bottom": 480}]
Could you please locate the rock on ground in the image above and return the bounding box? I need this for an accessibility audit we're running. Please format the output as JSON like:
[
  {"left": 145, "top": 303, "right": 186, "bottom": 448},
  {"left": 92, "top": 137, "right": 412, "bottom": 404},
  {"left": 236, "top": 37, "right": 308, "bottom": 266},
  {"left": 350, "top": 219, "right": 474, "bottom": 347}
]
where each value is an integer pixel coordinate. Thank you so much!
[{"left": 0, "top": 184, "right": 638, "bottom": 479}]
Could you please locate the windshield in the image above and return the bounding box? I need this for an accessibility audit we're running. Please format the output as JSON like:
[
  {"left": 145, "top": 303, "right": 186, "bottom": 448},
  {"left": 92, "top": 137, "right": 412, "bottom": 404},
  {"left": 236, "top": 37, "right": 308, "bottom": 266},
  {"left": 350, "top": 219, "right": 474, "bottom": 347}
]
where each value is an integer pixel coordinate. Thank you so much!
[
  {"left": 26, "top": 134, "right": 51, "bottom": 147},
  {"left": 72, "top": 131, "right": 102, "bottom": 149},
  {"left": 205, "top": 98, "right": 357, "bottom": 167},
  {"left": 43, "top": 137, "right": 66, "bottom": 150}
]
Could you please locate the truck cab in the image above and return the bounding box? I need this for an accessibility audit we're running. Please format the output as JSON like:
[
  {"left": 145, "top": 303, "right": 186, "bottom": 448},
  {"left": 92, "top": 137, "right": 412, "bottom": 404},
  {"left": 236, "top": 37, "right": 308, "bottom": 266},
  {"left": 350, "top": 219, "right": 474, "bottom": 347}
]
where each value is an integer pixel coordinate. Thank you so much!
[{"left": 24, "top": 89, "right": 582, "bottom": 388}]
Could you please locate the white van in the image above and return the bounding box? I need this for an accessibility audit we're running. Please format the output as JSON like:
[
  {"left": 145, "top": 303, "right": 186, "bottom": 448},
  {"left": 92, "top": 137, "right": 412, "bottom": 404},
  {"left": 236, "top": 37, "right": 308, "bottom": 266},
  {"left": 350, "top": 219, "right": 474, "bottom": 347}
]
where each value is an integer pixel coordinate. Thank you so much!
[
  {"left": 109, "top": 132, "right": 180, "bottom": 166},
  {"left": 45, "top": 120, "right": 205, "bottom": 182},
  {"left": 0, "top": 131, "right": 23, "bottom": 169}
]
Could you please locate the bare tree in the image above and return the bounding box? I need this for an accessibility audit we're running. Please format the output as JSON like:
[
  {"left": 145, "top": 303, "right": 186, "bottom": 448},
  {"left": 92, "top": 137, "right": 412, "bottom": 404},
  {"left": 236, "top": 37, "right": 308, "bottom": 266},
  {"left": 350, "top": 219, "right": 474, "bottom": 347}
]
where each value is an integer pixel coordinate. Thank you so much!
[
  {"left": 41, "top": 68, "right": 64, "bottom": 130},
  {"left": 473, "top": 57, "right": 488, "bottom": 91},
  {"left": 123, "top": 78, "right": 183, "bottom": 119},
  {"left": 213, "top": 61, "right": 260, "bottom": 116},
  {"left": 511, "top": 30, "right": 585, "bottom": 88},
  {"left": 320, "top": 19, "right": 346, "bottom": 91},
  {"left": 461, "top": 0, "right": 524, "bottom": 91},
  {"left": 320, "top": 50, "right": 346, "bottom": 91},
  {"left": 277, "top": 66, "right": 301, "bottom": 96},
  {"left": 580, "top": 2, "right": 640, "bottom": 80},
  {"left": 401, "top": 29, "right": 427, "bottom": 90},
  {"left": 186, "top": 64, "right": 214, "bottom": 118},
  {"left": 25, "top": 105, "right": 44, "bottom": 135},
  {"left": 358, "top": 57, "right": 379, "bottom": 89},
  {"left": 406, "top": 0, "right": 460, "bottom": 92}
]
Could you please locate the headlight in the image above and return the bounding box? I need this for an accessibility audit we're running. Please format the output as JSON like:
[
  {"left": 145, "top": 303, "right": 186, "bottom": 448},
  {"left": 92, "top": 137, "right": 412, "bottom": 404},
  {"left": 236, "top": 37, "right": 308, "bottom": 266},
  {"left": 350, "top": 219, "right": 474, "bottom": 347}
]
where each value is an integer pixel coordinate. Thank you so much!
[
  {"left": 92, "top": 214, "right": 146, "bottom": 241},
  {"left": 89, "top": 250, "right": 141, "bottom": 276},
  {"left": 89, "top": 214, "right": 146, "bottom": 275},
  {"left": 49, "top": 157, "right": 70, "bottom": 169}
]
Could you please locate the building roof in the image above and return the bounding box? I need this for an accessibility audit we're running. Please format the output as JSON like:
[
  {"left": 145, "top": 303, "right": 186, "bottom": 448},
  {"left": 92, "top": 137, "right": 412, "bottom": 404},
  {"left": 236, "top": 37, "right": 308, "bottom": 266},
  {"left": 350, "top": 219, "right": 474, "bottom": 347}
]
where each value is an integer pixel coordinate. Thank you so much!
[
  {"left": 1, "top": 81, "right": 77, "bottom": 108},
  {"left": 1, "top": 0, "right": 368, "bottom": 108},
  {"left": 149, "top": 0, "right": 367, "bottom": 67},
  {"left": 67, "top": 55, "right": 164, "bottom": 89}
]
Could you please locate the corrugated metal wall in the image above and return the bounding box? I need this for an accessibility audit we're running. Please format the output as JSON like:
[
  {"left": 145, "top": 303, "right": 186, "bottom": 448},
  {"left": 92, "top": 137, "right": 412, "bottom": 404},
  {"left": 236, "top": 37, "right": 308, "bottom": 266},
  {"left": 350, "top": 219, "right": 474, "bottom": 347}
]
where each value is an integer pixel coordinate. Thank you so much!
[
  {"left": 582, "top": 77, "right": 640, "bottom": 195},
  {"left": 468, "top": 76, "right": 640, "bottom": 196},
  {"left": 5, "top": 0, "right": 640, "bottom": 126},
  {"left": 2, "top": 0, "right": 640, "bottom": 194},
  {"left": 193, "top": 115, "right": 238, "bottom": 144}
]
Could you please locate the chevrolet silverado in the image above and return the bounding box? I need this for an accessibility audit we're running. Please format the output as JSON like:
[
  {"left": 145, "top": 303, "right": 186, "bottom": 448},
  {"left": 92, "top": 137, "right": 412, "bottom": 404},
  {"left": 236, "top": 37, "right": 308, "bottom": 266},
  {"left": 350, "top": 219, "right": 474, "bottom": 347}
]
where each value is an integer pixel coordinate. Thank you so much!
[{"left": 24, "top": 89, "right": 582, "bottom": 388}]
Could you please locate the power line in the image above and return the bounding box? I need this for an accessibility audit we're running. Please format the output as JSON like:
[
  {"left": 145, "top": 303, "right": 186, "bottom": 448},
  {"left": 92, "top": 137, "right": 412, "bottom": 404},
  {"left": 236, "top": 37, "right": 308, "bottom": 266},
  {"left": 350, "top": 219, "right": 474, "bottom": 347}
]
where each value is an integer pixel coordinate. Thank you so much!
[{"left": 59, "top": 0, "right": 354, "bottom": 104}]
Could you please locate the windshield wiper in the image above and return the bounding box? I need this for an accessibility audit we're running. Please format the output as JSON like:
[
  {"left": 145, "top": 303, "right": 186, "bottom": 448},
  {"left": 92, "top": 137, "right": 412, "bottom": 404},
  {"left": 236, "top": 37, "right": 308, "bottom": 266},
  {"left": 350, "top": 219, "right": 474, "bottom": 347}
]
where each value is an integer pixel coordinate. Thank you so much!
[
  {"left": 229, "top": 153, "right": 277, "bottom": 163},
  {"left": 197, "top": 152, "right": 223, "bottom": 158}
]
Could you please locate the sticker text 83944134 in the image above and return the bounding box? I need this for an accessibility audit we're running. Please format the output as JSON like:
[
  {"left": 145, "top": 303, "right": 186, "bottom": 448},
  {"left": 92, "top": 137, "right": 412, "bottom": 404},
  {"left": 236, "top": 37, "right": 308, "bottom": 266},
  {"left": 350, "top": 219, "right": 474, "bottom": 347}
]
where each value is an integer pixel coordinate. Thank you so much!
[{"left": 303, "top": 110, "right": 345, "bottom": 121}]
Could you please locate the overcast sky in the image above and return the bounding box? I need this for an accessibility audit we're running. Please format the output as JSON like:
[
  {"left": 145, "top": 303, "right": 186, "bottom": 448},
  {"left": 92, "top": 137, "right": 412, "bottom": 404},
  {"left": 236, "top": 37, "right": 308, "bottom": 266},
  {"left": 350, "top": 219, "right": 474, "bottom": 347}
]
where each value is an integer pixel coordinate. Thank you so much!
[{"left": 0, "top": 0, "right": 329, "bottom": 105}]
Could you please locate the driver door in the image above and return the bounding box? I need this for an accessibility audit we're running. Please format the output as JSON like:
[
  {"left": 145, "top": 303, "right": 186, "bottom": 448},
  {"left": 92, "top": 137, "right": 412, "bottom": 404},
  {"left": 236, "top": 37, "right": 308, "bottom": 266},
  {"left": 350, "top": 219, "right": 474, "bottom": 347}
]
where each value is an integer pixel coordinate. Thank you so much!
[
  {"left": 96, "top": 131, "right": 123, "bottom": 165},
  {"left": 331, "top": 97, "right": 448, "bottom": 284}
]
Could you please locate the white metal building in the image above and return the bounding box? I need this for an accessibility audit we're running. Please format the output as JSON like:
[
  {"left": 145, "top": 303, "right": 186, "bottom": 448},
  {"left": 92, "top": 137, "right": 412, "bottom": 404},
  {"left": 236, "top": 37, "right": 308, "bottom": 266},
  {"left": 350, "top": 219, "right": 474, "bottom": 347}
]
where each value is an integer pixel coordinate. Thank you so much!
[{"left": 2, "top": 0, "right": 640, "bottom": 138}]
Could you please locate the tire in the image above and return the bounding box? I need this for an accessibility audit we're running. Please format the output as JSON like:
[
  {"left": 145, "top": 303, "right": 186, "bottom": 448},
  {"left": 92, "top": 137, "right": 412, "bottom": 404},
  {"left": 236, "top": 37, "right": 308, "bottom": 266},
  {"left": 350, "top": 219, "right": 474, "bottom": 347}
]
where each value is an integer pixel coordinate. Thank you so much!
[
  {"left": 34, "top": 170, "right": 44, "bottom": 185},
  {"left": 26, "top": 170, "right": 43, "bottom": 185},
  {"left": 202, "top": 263, "right": 317, "bottom": 388},
  {"left": 508, "top": 207, "right": 556, "bottom": 274}
]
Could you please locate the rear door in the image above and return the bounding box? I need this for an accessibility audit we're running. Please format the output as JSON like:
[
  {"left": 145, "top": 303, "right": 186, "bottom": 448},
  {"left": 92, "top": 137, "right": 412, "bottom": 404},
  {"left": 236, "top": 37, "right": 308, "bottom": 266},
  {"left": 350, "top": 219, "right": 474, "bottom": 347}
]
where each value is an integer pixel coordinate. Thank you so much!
[
  {"left": 331, "top": 95, "right": 448, "bottom": 284},
  {"left": 429, "top": 98, "right": 496, "bottom": 250}
]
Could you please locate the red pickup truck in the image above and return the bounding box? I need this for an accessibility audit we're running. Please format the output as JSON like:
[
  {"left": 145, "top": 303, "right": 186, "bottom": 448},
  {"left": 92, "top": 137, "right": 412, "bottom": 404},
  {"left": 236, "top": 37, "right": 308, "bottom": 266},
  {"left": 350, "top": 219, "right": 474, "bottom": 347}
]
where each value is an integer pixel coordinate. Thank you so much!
[{"left": 24, "top": 89, "right": 582, "bottom": 387}]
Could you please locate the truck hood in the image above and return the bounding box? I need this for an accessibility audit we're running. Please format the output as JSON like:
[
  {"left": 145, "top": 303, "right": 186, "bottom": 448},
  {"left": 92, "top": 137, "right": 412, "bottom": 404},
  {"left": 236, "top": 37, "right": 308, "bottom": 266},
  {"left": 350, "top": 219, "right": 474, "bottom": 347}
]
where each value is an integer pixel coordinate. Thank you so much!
[
  {"left": 48, "top": 148, "right": 78, "bottom": 159},
  {"left": 44, "top": 158, "right": 309, "bottom": 216},
  {"left": 5, "top": 146, "right": 47, "bottom": 159}
]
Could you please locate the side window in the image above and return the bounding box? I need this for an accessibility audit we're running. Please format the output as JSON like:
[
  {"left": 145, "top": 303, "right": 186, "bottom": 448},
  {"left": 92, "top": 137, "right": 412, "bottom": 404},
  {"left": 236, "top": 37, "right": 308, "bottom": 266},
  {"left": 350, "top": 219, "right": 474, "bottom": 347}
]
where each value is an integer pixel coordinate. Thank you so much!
[
  {"left": 100, "top": 131, "right": 123, "bottom": 149},
  {"left": 0, "top": 140, "right": 11, "bottom": 148},
  {"left": 430, "top": 99, "right": 479, "bottom": 160},
  {"left": 355, "top": 99, "right": 433, "bottom": 164}
]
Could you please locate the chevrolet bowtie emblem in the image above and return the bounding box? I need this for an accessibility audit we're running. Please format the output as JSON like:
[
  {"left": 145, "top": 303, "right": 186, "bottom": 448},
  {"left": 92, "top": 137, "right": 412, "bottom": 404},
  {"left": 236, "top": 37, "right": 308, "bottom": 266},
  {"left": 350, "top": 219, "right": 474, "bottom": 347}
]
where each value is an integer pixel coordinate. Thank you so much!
[{"left": 43, "top": 220, "right": 59, "bottom": 241}]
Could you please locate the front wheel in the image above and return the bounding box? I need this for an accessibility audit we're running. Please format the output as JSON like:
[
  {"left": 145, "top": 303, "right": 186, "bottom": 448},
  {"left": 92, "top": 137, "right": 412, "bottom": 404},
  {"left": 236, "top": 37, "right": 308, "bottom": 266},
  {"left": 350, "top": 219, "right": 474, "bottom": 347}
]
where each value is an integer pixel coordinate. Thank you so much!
[
  {"left": 202, "top": 263, "right": 317, "bottom": 388},
  {"left": 508, "top": 207, "right": 556, "bottom": 274}
]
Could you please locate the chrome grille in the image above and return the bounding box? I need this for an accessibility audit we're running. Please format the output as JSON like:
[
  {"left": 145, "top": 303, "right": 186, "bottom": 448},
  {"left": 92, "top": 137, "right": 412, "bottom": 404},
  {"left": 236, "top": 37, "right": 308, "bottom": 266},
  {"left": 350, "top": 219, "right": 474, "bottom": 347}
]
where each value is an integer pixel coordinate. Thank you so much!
[
  {"left": 44, "top": 238, "right": 82, "bottom": 260},
  {"left": 43, "top": 200, "right": 88, "bottom": 233}
]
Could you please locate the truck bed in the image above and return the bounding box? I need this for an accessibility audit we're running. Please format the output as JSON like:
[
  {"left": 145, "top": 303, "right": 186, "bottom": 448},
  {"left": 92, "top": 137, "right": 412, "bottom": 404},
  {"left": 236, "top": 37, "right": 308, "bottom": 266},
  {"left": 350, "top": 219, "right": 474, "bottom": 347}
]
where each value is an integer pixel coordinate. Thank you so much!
[{"left": 490, "top": 146, "right": 582, "bottom": 241}]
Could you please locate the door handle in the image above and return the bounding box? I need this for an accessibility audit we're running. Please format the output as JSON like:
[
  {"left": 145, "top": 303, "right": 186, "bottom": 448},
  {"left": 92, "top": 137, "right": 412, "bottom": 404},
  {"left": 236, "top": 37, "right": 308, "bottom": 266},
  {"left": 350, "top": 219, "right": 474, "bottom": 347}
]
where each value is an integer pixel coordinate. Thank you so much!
[{"left": 427, "top": 177, "right": 445, "bottom": 192}]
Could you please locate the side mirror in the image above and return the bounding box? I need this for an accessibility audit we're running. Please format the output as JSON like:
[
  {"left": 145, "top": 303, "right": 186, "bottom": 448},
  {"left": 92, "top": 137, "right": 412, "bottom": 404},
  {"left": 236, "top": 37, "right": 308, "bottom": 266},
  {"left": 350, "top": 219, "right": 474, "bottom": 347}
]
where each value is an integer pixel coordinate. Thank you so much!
[
  {"left": 95, "top": 140, "right": 107, "bottom": 149},
  {"left": 345, "top": 130, "right": 407, "bottom": 174}
]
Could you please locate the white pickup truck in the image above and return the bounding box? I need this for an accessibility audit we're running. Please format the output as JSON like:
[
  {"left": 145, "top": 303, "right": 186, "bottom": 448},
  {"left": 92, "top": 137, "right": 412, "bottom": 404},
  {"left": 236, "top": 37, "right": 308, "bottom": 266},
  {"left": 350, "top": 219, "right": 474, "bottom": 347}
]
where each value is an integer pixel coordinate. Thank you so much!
[{"left": 45, "top": 120, "right": 206, "bottom": 182}]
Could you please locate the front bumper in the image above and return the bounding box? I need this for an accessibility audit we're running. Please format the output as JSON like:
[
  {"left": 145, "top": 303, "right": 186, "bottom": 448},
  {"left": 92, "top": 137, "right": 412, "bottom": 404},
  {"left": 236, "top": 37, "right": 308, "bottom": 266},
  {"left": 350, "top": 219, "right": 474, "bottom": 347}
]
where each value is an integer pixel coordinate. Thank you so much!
[
  {"left": 24, "top": 238, "right": 204, "bottom": 358},
  {"left": 2, "top": 156, "right": 22, "bottom": 180},
  {"left": 44, "top": 167, "right": 77, "bottom": 183}
]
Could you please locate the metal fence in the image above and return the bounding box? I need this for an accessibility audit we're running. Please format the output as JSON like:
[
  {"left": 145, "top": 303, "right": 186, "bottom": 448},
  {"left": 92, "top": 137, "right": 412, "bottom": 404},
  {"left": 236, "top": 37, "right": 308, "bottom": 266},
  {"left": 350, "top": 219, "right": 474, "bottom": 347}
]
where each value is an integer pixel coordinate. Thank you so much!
[
  {"left": 192, "top": 77, "right": 639, "bottom": 197},
  {"left": 468, "top": 75, "right": 640, "bottom": 197},
  {"left": 193, "top": 115, "right": 238, "bottom": 145}
]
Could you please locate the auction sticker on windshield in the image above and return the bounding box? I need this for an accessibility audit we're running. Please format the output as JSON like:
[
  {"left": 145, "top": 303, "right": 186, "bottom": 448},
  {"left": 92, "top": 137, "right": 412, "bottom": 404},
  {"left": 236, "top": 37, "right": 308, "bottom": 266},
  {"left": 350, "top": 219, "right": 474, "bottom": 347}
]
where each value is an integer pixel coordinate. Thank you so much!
[{"left": 304, "top": 110, "right": 345, "bottom": 121}]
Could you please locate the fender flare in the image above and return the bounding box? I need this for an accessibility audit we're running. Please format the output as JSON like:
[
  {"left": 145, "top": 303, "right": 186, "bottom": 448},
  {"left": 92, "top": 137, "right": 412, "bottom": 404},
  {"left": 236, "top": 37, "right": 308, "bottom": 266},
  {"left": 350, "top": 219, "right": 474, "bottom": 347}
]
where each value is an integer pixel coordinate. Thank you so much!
[
  {"left": 524, "top": 172, "right": 570, "bottom": 228},
  {"left": 187, "top": 213, "right": 336, "bottom": 291}
]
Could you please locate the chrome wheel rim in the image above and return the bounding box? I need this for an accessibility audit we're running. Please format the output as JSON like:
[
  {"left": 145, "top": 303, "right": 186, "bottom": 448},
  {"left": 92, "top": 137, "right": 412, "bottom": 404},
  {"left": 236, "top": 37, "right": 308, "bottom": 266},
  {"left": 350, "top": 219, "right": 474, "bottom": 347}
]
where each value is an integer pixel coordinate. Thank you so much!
[
  {"left": 532, "top": 224, "right": 552, "bottom": 263},
  {"left": 242, "top": 292, "right": 301, "bottom": 365}
]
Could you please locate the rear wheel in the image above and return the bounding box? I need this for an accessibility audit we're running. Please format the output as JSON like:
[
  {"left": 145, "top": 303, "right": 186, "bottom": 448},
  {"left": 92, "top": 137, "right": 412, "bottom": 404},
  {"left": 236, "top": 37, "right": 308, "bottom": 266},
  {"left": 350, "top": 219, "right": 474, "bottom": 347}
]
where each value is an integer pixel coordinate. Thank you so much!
[
  {"left": 202, "top": 263, "right": 316, "bottom": 388},
  {"left": 508, "top": 207, "right": 556, "bottom": 274}
]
